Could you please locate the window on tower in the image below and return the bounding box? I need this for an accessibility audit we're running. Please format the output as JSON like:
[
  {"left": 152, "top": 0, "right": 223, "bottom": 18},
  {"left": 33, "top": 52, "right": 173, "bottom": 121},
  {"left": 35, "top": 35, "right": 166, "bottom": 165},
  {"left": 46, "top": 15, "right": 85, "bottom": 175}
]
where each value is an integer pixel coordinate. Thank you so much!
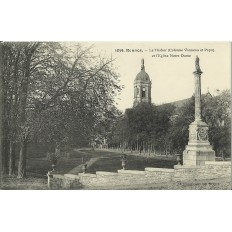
[{"left": 142, "top": 87, "right": 146, "bottom": 98}]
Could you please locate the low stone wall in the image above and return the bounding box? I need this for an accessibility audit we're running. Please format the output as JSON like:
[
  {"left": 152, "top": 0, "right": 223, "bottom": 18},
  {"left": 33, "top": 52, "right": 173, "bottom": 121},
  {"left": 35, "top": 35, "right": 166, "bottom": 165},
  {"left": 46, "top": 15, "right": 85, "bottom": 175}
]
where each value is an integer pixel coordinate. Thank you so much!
[
  {"left": 173, "top": 161, "right": 231, "bottom": 182},
  {"left": 50, "top": 161, "right": 231, "bottom": 189},
  {"left": 50, "top": 168, "right": 174, "bottom": 189},
  {"left": 49, "top": 174, "right": 82, "bottom": 189}
]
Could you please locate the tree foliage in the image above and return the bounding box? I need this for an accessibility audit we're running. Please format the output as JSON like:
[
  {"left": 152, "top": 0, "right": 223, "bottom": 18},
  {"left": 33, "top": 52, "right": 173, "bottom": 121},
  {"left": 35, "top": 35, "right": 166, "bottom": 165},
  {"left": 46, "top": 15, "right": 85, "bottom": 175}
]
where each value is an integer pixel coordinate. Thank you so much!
[
  {"left": 109, "top": 102, "right": 175, "bottom": 153},
  {"left": 109, "top": 91, "right": 231, "bottom": 157},
  {"left": 1, "top": 42, "right": 122, "bottom": 177}
]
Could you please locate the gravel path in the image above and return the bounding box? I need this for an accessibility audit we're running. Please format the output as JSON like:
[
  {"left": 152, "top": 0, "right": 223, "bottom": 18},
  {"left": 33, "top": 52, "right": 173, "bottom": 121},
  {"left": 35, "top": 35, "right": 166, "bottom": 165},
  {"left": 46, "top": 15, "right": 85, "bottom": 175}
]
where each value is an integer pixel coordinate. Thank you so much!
[{"left": 68, "top": 149, "right": 99, "bottom": 174}]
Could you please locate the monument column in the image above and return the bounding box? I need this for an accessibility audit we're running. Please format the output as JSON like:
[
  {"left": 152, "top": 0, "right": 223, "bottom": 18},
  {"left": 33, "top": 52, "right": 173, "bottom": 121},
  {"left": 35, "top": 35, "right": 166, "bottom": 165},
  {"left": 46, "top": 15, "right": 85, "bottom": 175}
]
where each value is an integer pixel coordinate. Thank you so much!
[
  {"left": 183, "top": 56, "right": 215, "bottom": 166},
  {"left": 194, "top": 67, "right": 202, "bottom": 121}
]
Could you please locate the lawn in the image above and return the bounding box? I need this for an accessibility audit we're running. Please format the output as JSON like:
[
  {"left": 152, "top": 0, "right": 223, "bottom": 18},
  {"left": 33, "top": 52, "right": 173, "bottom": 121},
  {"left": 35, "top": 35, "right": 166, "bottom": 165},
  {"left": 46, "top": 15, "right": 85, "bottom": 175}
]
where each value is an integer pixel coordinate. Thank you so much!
[
  {"left": 26, "top": 150, "right": 87, "bottom": 176},
  {"left": 85, "top": 150, "right": 176, "bottom": 174},
  {"left": 1, "top": 176, "right": 47, "bottom": 190},
  {"left": 26, "top": 148, "right": 177, "bottom": 176}
]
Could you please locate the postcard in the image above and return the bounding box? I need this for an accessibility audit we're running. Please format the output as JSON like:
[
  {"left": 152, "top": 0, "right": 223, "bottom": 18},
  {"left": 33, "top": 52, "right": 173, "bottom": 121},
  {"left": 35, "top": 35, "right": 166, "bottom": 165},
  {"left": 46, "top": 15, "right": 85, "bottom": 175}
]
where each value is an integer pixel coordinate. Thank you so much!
[{"left": 0, "top": 42, "right": 231, "bottom": 190}]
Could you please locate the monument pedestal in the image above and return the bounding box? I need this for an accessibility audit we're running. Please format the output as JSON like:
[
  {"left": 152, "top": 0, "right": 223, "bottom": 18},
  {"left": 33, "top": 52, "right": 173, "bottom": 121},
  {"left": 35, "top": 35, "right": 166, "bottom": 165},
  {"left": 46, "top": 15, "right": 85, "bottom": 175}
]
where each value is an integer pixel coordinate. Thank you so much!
[
  {"left": 183, "top": 144, "right": 215, "bottom": 166},
  {"left": 183, "top": 120, "right": 215, "bottom": 166}
]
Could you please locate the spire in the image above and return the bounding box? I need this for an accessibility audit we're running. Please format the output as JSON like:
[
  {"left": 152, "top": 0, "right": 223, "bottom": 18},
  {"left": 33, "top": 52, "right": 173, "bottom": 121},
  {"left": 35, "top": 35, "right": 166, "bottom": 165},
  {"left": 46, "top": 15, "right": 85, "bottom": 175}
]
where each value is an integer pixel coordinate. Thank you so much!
[{"left": 141, "top": 58, "right": 145, "bottom": 71}]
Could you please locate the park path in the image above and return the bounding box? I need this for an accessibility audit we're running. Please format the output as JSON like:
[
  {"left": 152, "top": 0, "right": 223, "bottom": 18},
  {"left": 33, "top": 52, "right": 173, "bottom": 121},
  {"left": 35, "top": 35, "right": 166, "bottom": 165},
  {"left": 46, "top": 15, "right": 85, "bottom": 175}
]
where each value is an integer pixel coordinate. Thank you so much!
[{"left": 67, "top": 149, "right": 99, "bottom": 174}]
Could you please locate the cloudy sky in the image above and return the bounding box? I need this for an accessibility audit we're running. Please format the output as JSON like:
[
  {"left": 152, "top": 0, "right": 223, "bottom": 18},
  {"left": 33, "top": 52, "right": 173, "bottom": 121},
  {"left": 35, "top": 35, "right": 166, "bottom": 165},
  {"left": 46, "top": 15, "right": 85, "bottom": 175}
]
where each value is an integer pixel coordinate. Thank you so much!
[{"left": 83, "top": 42, "right": 231, "bottom": 112}]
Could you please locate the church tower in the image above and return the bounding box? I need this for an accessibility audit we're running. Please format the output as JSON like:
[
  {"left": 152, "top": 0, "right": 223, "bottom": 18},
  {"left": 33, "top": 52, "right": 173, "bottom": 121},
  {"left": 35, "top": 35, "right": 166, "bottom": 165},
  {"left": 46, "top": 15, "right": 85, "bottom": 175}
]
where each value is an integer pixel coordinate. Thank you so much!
[{"left": 133, "top": 59, "right": 152, "bottom": 107}]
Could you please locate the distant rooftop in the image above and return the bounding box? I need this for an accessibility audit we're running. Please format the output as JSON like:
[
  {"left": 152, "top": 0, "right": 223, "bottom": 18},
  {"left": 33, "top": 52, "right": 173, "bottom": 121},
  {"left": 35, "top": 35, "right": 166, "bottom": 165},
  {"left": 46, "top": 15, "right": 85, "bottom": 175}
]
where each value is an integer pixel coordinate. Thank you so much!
[
  {"left": 158, "top": 91, "right": 212, "bottom": 109},
  {"left": 157, "top": 98, "right": 190, "bottom": 108}
]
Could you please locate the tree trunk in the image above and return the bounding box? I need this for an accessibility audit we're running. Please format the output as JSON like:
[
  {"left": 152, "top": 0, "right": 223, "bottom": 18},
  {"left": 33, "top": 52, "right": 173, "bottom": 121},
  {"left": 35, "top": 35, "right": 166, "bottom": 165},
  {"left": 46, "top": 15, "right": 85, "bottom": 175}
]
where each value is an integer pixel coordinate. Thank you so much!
[
  {"left": 2, "top": 137, "right": 9, "bottom": 175},
  {"left": 9, "top": 51, "right": 20, "bottom": 177},
  {"left": 9, "top": 141, "right": 16, "bottom": 176},
  {"left": 17, "top": 42, "right": 40, "bottom": 178},
  {"left": 0, "top": 43, "right": 3, "bottom": 181},
  {"left": 17, "top": 140, "right": 27, "bottom": 178},
  {"left": 1, "top": 66, "right": 9, "bottom": 175}
]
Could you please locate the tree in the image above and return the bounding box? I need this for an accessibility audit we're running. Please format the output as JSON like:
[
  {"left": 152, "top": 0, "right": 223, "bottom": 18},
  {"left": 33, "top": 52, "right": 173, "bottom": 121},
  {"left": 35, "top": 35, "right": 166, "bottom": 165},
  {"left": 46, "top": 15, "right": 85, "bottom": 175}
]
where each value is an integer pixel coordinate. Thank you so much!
[
  {"left": 110, "top": 90, "right": 230, "bottom": 158},
  {"left": 17, "top": 42, "right": 41, "bottom": 178},
  {"left": 169, "top": 91, "right": 231, "bottom": 156},
  {"left": 203, "top": 90, "right": 231, "bottom": 157},
  {"left": 1, "top": 42, "right": 122, "bottom": 178},
  {"left": 0, "top": 42, "right": 4, "bottom": 179},
  {"left": 1, "top": 42, "right": 25, "bottom": 175},
  {"left": 168, "top": 96, "right": 195, "bottom": 153},
  {"left": 109, "top": 102, "right": 175, "bottom": 154},
  {"left": 29, "top": 44, "right": 122, "bottom": 148}
]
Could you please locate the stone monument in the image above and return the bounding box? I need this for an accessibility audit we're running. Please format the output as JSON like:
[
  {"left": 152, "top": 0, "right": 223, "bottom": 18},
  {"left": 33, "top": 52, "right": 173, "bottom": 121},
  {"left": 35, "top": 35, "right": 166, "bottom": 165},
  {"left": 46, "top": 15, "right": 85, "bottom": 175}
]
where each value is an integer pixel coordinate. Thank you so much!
[{"left": 183, "top": 56, "right": 215, "bottom": 166}]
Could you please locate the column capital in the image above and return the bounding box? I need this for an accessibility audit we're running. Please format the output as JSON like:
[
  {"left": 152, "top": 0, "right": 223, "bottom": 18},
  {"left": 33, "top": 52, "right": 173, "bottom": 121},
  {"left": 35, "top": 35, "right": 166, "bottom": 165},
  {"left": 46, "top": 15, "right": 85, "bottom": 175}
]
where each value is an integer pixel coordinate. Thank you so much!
[{"left": 193, "top": 70, "right": 203, "bottom": 75}]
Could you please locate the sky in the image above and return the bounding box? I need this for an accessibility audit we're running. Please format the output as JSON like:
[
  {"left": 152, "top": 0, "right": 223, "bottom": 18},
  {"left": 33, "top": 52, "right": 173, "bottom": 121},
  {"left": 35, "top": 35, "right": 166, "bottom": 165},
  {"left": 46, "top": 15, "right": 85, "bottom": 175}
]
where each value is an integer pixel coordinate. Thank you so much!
[{"left": 82, "top": 42, "right": 231, "bottom": 112}]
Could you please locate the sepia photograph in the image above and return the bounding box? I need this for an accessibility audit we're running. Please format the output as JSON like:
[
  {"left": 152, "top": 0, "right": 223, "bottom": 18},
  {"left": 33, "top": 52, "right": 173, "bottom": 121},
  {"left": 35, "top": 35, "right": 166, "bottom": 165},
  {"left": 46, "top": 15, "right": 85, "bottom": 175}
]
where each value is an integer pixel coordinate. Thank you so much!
[
  {"left": 0, "top": 41, "right": 231, "bottom": 190},
  {"left": 1, "top": 2, "right": 232, "bottom": 232}
]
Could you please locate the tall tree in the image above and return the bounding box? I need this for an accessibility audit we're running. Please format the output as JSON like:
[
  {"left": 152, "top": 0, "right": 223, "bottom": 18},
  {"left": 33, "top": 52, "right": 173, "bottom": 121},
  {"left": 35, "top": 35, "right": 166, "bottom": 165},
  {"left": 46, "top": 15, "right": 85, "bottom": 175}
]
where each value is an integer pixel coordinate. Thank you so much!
[
  {"left": 17, "top": 42, "right": 40, "bottom": 178},
  {"left": 0, "top": 42, "right": 4, "bottom": 180}
]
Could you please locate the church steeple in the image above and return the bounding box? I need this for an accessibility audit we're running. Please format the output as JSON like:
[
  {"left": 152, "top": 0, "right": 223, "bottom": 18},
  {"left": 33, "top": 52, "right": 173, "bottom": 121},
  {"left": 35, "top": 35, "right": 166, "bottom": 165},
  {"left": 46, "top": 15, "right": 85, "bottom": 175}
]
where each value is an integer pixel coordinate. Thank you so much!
[{"left": 133, "top": 58, "right": 152, "bottom": 107}]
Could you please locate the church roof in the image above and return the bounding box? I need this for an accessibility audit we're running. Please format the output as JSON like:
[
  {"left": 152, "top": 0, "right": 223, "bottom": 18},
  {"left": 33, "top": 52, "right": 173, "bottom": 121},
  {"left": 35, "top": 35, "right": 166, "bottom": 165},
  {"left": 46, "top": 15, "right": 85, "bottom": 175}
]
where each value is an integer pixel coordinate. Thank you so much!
[
  {"left": 135, "top": 59, "right": 150, "bottom": 82},
  {"left": 167, "top": 98, "right": 189, "bottom": 108},
  {"left": 159, "top": 92, "right": 213, "bottom": 109}
]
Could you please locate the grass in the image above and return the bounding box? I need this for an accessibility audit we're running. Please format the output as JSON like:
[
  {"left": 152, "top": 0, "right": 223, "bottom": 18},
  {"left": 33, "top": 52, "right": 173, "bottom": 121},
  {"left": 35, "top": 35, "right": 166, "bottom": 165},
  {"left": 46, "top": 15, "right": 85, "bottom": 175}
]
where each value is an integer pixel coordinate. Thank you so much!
[
  {"left": 26, "top": 150, "right": 90, "bottom": 176},
  {"left": 26, "top": 149, "right": 177, "bottom": 176},
  {"left": 86, "top": 150, "right": 176, "bottom": 173},
  {"left": 1, "top": 176, "right": 47, "bottom": 190},
  {"left": 27, "top": 157, "right": 84, "bottom": 175}
]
